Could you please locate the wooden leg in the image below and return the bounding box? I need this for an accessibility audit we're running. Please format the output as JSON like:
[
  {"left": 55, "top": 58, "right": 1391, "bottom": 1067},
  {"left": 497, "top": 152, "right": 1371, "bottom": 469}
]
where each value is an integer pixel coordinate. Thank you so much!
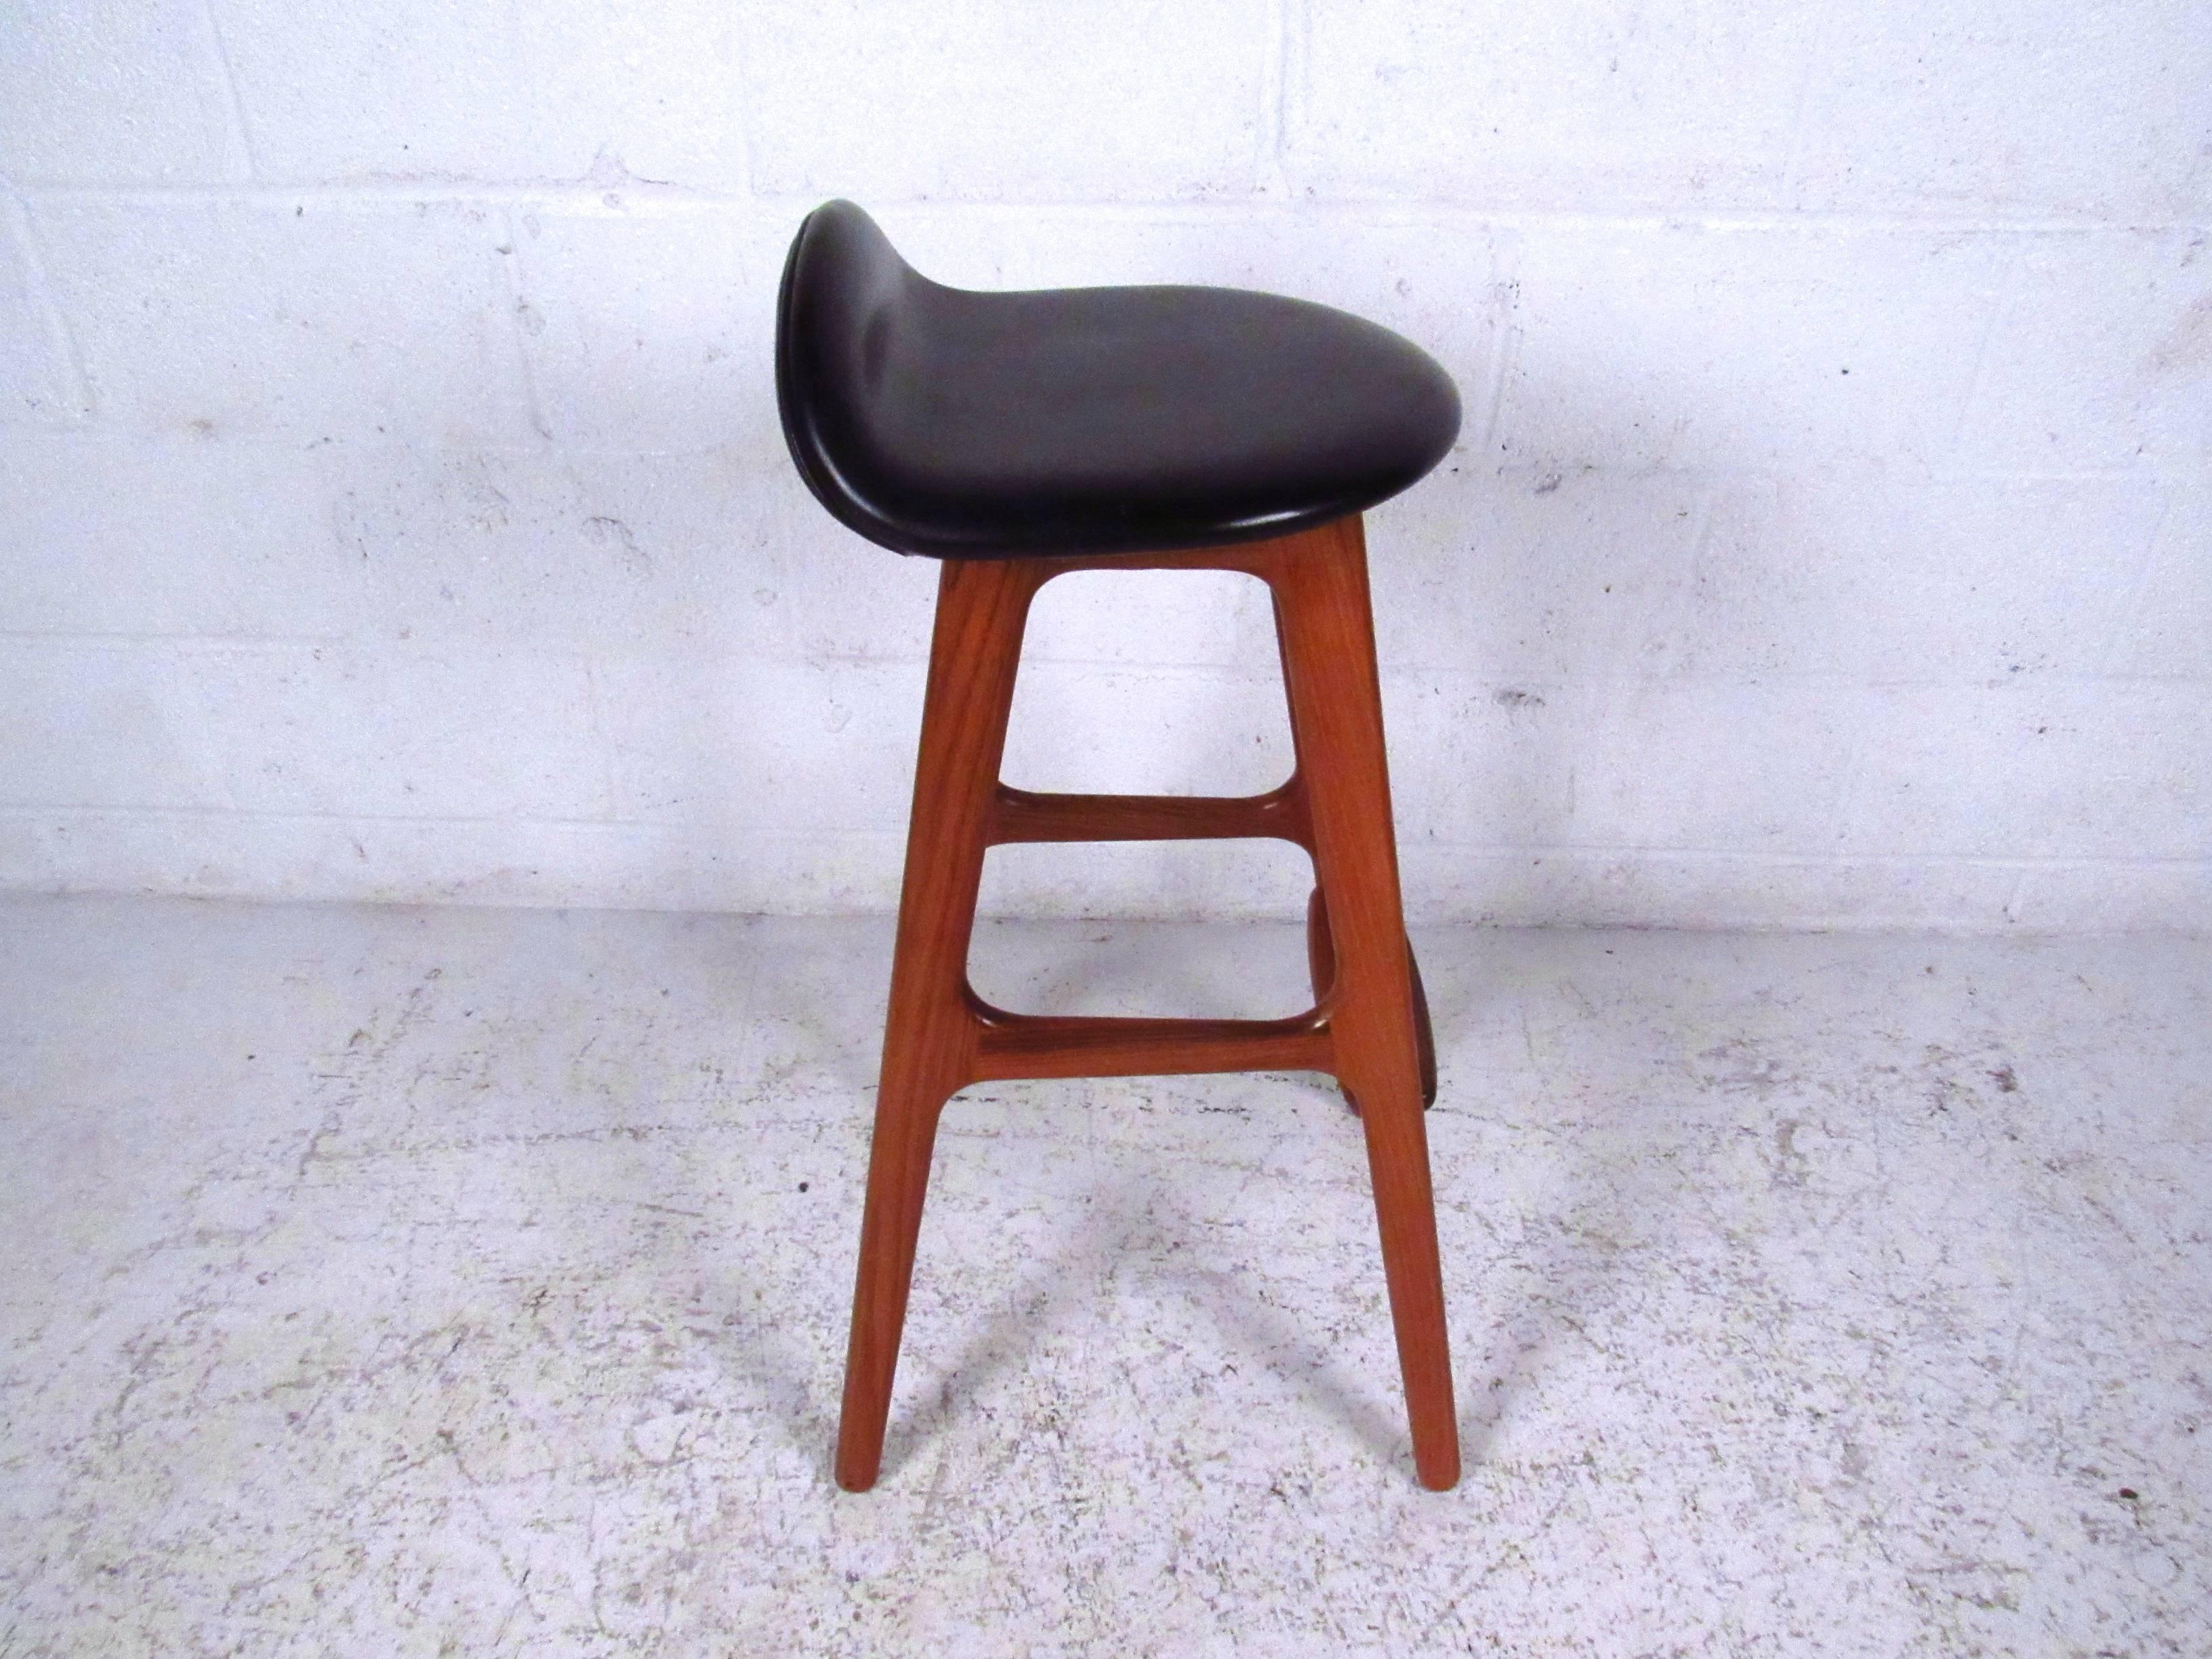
[
  {"left": 1284, "top": 592, "right": 1435, "bottom": 1113},
  {"left": 834, "top": 556, "right": 1041, "bottom": 1492},
  {"left": 1305, "top": 885, "right": 1439, "bottom": 1111},
  {"left": 1273, "top": 516, "right": 1460, "bottom": 1491}
]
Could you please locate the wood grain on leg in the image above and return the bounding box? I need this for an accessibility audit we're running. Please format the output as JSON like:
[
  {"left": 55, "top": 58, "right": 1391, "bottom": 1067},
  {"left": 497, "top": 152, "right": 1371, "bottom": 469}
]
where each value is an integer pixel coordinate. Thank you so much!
[
  {"left": 1273, "top": 516, "right": 1461, "bottom": 1490},
  {"left": 834, "top": 556, "right": 1042, "bottom": 1493},
  {"left": 1290, "top": 596, "right": 1436, "bottom": 1113}
]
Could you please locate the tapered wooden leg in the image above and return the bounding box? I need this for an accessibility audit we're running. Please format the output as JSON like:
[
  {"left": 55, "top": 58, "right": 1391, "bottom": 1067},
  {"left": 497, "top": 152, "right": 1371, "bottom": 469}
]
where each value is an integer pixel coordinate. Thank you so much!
[
  {"left": 1275, "top": 516, "right": 1460, "bottom": 1490},
  {"left": 835, "top": 556, "right": 1041, "bottom": 1493}
]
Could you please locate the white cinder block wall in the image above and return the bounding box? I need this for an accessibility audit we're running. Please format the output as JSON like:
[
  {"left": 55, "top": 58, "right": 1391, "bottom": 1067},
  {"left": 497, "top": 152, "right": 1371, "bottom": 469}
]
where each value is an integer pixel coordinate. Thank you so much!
[{"left": 1, "top": 1, "right": 2207, "bottom": 930}]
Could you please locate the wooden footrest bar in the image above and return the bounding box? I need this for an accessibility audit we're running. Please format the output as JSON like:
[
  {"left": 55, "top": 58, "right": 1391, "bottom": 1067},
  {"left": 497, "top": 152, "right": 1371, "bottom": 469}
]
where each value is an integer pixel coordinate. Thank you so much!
[
  {"left": 968, "top": 1001, "right": 1332, "bottom": 1082},
  {"left": 989, "top": 783, "right": 1311, "bottom": 848}
]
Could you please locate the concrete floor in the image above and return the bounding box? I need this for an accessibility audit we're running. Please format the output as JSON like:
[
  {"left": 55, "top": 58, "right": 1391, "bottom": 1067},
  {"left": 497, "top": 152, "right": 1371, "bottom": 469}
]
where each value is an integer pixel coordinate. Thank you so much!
[{"left": 1, "top": 896, "right": 2207, "bottom": 1657}]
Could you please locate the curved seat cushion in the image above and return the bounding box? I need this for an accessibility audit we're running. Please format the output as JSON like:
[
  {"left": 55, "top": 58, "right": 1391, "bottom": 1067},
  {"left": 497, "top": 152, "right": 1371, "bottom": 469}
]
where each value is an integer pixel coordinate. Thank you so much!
[{"left": 775, "top": 201, "right": 1461, "bottom": 560}]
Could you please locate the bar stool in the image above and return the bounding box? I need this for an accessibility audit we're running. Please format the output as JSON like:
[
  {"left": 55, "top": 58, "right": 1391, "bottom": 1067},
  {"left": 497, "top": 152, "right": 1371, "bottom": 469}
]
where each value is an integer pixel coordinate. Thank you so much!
[{"left": 776, "top": 201, "right": 1462, "bottom": 1491}]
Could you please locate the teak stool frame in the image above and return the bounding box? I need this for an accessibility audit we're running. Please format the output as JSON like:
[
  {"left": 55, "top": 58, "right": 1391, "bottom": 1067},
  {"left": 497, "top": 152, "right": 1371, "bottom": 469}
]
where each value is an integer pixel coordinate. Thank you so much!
[{"left": 836, "top": 512, "right": 1460, "bottom": 1492}]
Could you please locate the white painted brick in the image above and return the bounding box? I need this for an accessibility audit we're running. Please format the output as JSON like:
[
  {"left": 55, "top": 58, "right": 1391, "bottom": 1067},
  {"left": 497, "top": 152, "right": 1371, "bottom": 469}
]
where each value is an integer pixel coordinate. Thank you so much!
[
  {"left": 0, "top": 0, "right": 234, "bottom": 184},
  {"left": 210, "top": 0, "right": 743, "bottom": 187},
  {"left": 33, "top": 200, "right": 537, "bottom": 443},
  {"left": 2125, "top": 480, "right": 2212, "bottom": 678},
  {"left": 1843, "top": 683, "right": 2212, "bottom": 860},
  {"left": 1790, "top": 1, "right": 2212, "bottom": 218},
  {"left": 1685, "top": 476, "right": 2170, "bottom": 680},
  {"left": 0, "top": 436, "right": 361, "bottom": 637},
  {"left": 0, "top": 809, "right": 911, "bottom": 914},
  {"left": 1395, "top": 843, "right": 2039, "bottom": 931},
  {"left": 1956, "top": 232, "right": 2212, "bottom": 473},
  {"left": 510, "top": 207, "right": 782, "bottom": 453},
  {"left": 1372, "top": 674, "right": 1570, "bottom": 848},
  {"left": 319, "top": 445, "right": 782, "bottom": 653},
  {"left": 977, "top": 839, "right": 1315, "bottom": 924},
  {"left": 1001, "top": 663, "right": 1293, "bottom": 799},
  {"left": 2010, "top": 860, "right": 2212, "bottom": 934},
  {"left": 1385, "top": 675, "right": 1862, "bottom": 854},
  {"left": 605, "top": 648, "right": 1304, "bottom": 822},
  {"left": 1288, "top": 1, "right": 1811, "bottom": 208},
  {"left": 0, "top": 217, "right": 75, "bottom": 425},
  {"left": 610, "top": 656, "right": 1296, "bottom": 834},
  {"left": 1559, "top": 679, "right": 1862, "bottom": 851},
  {"left": 184, "top": 644, "right": 609, "bottom": 819},
  {"left": 595, "top": 653, "right": 928, "bottom": 832},
  {"left": 1370, "top": 466, "right": 1715, "bottom": 679},
  {"left": 1492, "top": 226, "right": 2009, "bottom": 474},
  {"left": 739, "top": 0, "right": 1271, "bottom": 201},
  {"left": 0, "top": 641, "right": 228, "bottom": 808},
  {"left": 771, "top": 513, "right": 945, "bottom": 663},
  {"left": 1021, "top": 569, "right": 1272, "bottom": 670},
  {"left": 1, "top": 5, "right": 2206, "bottom": 931}
]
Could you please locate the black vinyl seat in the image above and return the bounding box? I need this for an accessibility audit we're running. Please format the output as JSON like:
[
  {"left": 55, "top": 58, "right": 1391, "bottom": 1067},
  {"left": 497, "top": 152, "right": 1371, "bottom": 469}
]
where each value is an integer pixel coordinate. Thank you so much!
[{"left": 775, "top": 201, "right": 1461, "bottom": 560}]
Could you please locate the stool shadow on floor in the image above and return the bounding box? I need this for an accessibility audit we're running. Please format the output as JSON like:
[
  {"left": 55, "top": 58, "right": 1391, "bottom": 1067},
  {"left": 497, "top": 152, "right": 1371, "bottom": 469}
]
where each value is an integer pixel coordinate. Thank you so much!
[
  {"left": 708, "top": 1290, "right": 846, "bottom": 1469},
  {"left": 872, "top": 1162, "right": 1159, "bottom": 1481},
  {"left": 967, "top": 914, "right": 1318, "bottom": 1021},
  {"left": 1170, "top": 1246, "right": 1410, "bottom": 1468},
  {"left": 708, "top": 927, "right": 1681, "bottom": 1483},
  {"left": 1416, "top": 943, "right": 1704, "bottom": 1472},
  {"left": 872, "top": 1147, "right": 1417, "bottom": 1482}
]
